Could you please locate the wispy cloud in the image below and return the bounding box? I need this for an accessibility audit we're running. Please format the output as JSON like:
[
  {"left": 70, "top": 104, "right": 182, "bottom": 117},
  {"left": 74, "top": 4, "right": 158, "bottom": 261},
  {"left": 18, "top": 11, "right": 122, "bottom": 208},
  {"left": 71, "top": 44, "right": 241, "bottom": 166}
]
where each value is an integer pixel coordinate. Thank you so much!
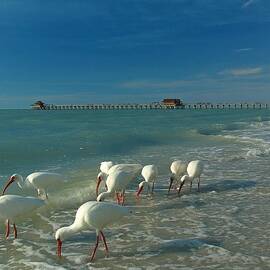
[
  {"left": 218, "top": 67, "right": 263, "bottom": 76},
  {"left": 235, "top": 48, "right": 253, "bottom": 52},
  {"left": 242, "top": 0, "right": 258, "bottom": 8},
  {"left": 119, "top": 79, "right": 201, "bottom": 90}
]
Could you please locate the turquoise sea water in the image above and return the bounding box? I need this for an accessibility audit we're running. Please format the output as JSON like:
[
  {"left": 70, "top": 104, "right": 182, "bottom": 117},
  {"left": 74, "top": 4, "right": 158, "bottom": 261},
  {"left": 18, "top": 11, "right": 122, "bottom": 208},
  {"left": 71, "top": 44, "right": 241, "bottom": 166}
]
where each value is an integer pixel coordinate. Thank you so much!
[{"left": 1, "top": 109, "right": 270, "bottom": 269}]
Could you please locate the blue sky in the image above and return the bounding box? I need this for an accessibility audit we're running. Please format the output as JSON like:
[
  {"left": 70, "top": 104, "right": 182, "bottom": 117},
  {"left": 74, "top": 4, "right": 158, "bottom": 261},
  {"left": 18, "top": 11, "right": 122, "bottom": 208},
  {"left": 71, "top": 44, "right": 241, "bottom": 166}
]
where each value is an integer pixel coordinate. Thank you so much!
[{"left": 0, "top": 0, "right": 269, "bottom": 108}]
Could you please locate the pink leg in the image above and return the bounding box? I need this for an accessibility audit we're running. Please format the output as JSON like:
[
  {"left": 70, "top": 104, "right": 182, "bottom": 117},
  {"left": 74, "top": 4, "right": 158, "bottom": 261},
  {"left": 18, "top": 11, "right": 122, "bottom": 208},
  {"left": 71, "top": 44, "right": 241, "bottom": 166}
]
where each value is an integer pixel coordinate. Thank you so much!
[
  {"left": 115, "top": 193, "right": 121, "bottom": 204},
  {"left": 100, "top": 231, "right": 109, "bottom": 256},
  {"left": 13, "top": 224, "right": 17, "bottom": 239},
  {"left": 118, "top": 193, "right": 122, "bottom": 204},
  {"left": 121, "top": 190, "right": 125, "bottom": 205},
  {"left": 5, "top": 220, "right": 10, "bottom": 239},
  {"left": 90, "top": 234, "right": 100, "bottom": 262}
]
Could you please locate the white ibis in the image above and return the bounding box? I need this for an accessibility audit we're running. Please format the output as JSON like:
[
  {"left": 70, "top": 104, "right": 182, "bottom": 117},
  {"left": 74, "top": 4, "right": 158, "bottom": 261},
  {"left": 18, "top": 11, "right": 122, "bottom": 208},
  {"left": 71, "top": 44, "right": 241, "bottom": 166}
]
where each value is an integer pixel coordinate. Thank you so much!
[
  {"left": 55, "top": 201, "right": 131, "bottom": 261},
  {"left": 96, "top": 163, "right": 140, "bottom": 197},
  {"left": 168, "top": 160, "right": 187, "bottom": 193},
  {"left": 97, "top": 164, "right": 142, "bottom": 204},
  {"left": 2, "top": 172, "right": 64, "bottom": 199},
  {"left": 96, "top": 161, "right": 114, "bottom": 196},
  {"left": 136, "top": 165, "right": 158, "bottom": 197},
  {"left": 0, "top": 195, "right": 45, "bottom": 239},
  {"left": 178, "top": 160, "right": 204, "bottom": 195}
]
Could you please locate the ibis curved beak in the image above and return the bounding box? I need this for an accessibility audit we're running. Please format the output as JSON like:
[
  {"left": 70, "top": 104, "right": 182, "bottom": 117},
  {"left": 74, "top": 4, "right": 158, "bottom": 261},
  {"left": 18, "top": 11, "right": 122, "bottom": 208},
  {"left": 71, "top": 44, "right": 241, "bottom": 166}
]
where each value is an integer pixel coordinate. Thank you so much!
[
  {"left": 168, "top": 177, "right": 174, "bottom": 194},
  {"left": 136, "top": 186, "right": 144, "bottom": 197},
  {"left": 96, "top": 176, "right": 102, "bottom": 197},
  {"left": 178, "top": 180, "right": 185, "bottom": 196},
  {"left": 57, "top": 239, "right": 62, "bottom": 257},
  {"left": 2, "top": 176, "right": 15, "bottom": 195}
]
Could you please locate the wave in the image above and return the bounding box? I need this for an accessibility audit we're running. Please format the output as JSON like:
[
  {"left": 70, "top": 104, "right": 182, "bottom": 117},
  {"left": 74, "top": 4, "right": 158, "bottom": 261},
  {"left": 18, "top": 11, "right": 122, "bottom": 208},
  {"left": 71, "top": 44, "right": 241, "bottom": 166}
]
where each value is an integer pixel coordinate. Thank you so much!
[
  {"left": 196, "top": 123, "right": 247, "bottom": 136},
  {"left": 254, "top": 115, "right": 270, "bottom": 122},
  {"left": 220, "top": 135, "right": 267, "bottom": 144},
  {"left": 245, "top": 148, "right": 270, "bottom": 159},
  {"left": 196, "top": 118, "right": 270, "bottom": 138},
  {"left": 217, "top": 134, "right": 270, "bottom": 160}
]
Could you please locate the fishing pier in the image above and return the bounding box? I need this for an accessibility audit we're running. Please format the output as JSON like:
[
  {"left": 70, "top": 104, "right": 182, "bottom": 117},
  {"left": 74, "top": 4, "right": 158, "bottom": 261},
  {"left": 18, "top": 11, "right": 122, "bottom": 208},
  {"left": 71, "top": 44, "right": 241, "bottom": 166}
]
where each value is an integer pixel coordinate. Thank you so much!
[{"left": 31, "top": 100, "right": 269, "bottom": 110}]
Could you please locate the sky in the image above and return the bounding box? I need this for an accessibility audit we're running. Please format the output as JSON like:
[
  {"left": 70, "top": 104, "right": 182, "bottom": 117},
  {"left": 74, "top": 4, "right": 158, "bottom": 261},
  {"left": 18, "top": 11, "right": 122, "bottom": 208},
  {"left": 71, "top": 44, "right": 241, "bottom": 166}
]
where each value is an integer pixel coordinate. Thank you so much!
[{"left": 0, "top": 0, "right": 270, "bottom": 108}]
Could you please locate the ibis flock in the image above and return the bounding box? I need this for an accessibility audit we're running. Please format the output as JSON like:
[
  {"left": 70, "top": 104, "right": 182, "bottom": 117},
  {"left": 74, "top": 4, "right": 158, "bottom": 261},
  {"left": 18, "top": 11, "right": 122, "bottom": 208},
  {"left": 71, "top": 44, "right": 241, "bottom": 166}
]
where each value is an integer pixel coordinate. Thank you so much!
[{"left": 0, "top": 159, "right": 203, "bottom": 262}]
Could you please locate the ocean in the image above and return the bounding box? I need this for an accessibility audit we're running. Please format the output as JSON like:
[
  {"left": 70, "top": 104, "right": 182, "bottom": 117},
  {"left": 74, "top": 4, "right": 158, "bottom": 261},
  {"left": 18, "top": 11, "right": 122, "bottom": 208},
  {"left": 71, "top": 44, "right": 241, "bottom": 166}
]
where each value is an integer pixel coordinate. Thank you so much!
[{"left": 0, "top": 109, "right": 270, "bottom": 269}]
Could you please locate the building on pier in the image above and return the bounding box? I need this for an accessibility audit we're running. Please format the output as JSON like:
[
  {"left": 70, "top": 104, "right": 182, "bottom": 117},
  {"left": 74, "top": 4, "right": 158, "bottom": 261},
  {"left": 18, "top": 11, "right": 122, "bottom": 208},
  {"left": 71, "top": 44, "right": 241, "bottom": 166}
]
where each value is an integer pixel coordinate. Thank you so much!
[{"left": 162, "top": 99, "right": 184, "bottom": 108}]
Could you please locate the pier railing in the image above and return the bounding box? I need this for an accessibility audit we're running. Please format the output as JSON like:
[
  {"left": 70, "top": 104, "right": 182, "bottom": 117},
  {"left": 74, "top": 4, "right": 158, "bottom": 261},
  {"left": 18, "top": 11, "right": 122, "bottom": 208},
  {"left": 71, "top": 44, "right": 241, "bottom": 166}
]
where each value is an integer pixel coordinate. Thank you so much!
[{"left": 33, "top": 103, "right": 269, "bottom": 110}]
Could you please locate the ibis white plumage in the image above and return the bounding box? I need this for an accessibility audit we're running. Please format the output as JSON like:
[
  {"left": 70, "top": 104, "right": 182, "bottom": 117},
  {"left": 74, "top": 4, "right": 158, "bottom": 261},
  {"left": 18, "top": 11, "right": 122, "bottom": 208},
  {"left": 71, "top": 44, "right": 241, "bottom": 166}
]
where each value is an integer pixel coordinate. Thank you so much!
[
  {"left": 96, "top": 163, "right": 142, "bottom": 197},
  {"left": 55, "top": 201, "right": 131, "bottom": 261},
  {"left": 136, "top": 165, "right": 158, "bottom": 197},
  {"left": 0, "top": 195, "right": 45, "bottom": 239},
  {"left": 97, "top": 164, "right": 142, "bottom": 204},
  {"left": 2, "top": 172, "right": 64, "bottom": 199},
  {"left": 96, "top": 161, "right": 114, "bottom": 196},
  {"left": 178, "top": 160, "right": 204, "bottom": 195},
  {"left": 168, "top": 160, "right": 187, "bottom": 193}
]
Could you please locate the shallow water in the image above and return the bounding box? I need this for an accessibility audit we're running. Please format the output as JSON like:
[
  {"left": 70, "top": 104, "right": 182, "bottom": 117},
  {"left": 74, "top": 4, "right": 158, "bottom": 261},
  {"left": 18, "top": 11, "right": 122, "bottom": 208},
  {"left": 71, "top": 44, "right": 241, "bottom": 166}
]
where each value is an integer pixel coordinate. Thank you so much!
[{"left": 0, "top": 109, "right": 270, "bottom": 269}]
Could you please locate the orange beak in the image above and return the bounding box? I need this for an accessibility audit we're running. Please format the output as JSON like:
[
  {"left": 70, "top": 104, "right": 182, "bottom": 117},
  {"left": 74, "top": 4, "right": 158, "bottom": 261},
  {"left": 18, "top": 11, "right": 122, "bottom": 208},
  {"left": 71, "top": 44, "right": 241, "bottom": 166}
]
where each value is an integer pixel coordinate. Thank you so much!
[
  {"left": 96, "top": 176, "right": 102, "bottom": 197},
  {"left": 178, "top": 181, "right": 185, "bottom": 195},
  {"left": 57, "top": 239, "right": 62, "bottom": 257},
  {"left": 2, "top": 176, "right": 15, "bottom": 195},
  {"left": 136, "top": 186, "right": 144, "bottom": 197}
]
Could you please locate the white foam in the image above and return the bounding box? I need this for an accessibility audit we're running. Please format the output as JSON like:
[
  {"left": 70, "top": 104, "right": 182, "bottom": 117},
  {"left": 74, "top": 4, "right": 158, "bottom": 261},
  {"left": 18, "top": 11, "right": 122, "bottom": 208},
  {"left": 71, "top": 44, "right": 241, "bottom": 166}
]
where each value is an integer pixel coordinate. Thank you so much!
[{"left": 27, "top": 262, "right": 67, "bottom": 270}]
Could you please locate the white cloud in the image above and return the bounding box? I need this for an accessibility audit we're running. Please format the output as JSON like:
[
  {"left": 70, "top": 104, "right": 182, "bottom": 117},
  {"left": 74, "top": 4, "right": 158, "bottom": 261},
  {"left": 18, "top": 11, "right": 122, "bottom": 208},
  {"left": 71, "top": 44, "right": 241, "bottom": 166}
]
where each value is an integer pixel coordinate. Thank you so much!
[
  {"left": 119, "top": 80, "right": 194, "bottom": 89},
  {"left": 242, "top": 0, "right": 258, "bottom": 8},
  {"left": 235, "top": 48, "right": 253, "bottom": 52},
  {"left": 218, "top": 67, "right": 263, "bottom": 76}
]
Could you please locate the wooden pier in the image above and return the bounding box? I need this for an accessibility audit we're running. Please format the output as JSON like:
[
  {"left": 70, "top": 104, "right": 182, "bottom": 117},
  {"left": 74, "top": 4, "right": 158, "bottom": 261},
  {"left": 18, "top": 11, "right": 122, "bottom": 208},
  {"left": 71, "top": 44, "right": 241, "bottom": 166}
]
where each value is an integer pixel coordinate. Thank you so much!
[
  {"left": 32, "top": 103, "right": 269, "bottom": 110},
  {"left": 184, "top": 103, "right": 268, "bottom": 110}
]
